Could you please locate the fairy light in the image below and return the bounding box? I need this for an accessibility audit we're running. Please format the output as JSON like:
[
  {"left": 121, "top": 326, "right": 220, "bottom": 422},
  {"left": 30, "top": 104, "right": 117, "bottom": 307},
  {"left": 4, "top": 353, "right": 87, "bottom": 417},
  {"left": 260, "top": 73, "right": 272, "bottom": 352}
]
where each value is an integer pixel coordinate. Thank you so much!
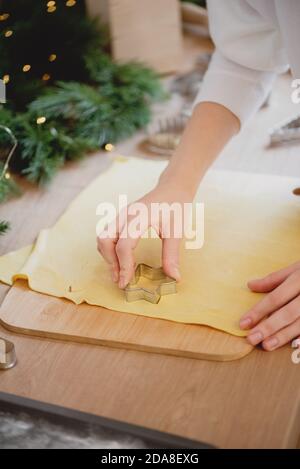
[
  {"left": 66, "top": 0, "right": 76, "bottom": 7},
  {"left": 3, "top": 75, "right": 10, "bottom": 84},
  {"left": 0, "top": 13, "right": 9, "bottom": 21},
  {"left": 49, "top": 53, "right": 57, "bottom": 62},
  {"left": 36, "top": 116, "right": 47, "bottom": 125},
  {"left": 4, "top": 30, "right": 13, "bottom": 37},
  {"left": 22, "top": 64, "right": 31, "bottom": 72},
  {"left": 47, "top": 5, "right": 56, "bottom": 13},
  {"left": 104, "top": 143, "right": 115, "bottom": 152},
  {"left": 42, "top": 73, "right": 51, "bottom": 81},
  {"left": 47, "top": 1, "right": 56, "bottom": 6}
]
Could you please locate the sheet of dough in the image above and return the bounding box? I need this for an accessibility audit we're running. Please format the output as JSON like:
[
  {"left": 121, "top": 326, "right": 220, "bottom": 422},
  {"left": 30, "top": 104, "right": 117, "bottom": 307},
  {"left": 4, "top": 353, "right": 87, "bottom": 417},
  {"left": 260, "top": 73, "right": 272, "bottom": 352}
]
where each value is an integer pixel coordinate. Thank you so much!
[{"left": 0, "top": 157, "right": 299, "bottom": 336}]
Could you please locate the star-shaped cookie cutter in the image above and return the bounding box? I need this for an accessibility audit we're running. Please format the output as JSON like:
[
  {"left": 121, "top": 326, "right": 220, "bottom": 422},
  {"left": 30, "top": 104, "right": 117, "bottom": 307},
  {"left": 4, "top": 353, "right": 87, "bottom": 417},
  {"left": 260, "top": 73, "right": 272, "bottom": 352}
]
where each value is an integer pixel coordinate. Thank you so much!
[{"left": 125, "top": 263, "right": 177, "bottom": 304}]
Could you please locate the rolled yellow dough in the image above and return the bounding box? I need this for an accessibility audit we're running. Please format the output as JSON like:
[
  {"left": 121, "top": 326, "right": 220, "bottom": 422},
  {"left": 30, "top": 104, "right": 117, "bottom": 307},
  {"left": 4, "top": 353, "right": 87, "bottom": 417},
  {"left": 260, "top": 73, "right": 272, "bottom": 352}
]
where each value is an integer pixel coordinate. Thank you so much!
[{"left": 0, "top": 156, "right": 299, "bottom": 336}]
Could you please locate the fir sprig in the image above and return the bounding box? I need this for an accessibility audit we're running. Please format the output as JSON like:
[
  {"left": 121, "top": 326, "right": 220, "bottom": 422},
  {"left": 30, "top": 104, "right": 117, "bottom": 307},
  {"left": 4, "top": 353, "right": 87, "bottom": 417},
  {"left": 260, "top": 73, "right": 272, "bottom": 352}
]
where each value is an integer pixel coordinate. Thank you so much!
[
  {"left": 0, "top": 164, "right": 20, "bottom": 236},
  {"left": 0, "top": 163, "right": 20, "bottom": 202},
  {"left": 0, "top": 220, "right": 10, "bottom": 236}
]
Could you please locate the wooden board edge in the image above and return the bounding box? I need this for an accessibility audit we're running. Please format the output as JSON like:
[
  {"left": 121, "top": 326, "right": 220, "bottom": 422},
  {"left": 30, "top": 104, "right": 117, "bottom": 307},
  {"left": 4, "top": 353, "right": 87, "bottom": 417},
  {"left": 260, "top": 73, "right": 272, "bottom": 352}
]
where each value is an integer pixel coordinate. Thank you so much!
[{"left": 0, "top": 316, "right": 253, "bottom": 362}]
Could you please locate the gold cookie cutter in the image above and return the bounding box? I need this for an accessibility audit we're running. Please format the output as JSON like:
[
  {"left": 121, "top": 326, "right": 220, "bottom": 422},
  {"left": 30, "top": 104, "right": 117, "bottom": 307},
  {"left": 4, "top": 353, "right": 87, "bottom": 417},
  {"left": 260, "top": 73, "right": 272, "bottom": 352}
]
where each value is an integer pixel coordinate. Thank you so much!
[
  {"left": 0, "top": 337, "right": 17, "bottom": 370},
  {"left": 125, "top": 263, "right": 177, "bottom": 304}
]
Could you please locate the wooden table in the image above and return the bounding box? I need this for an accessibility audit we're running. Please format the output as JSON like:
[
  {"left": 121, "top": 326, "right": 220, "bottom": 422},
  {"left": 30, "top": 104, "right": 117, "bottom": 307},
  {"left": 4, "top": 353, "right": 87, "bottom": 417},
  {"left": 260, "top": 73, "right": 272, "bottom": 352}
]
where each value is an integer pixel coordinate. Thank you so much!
[{"left": 1, "top": 35, "right": 300, "bottom": 449}]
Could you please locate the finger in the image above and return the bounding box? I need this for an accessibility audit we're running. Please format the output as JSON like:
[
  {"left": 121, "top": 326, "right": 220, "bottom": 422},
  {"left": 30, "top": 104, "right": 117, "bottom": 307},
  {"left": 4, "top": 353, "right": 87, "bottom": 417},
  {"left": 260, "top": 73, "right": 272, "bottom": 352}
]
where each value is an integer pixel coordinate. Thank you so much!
[
  {"left": 162, "top": 237, "right": 181, "bottom": 281},
  {"left": 240, "top": 269, "right": 300, "bottom": 330},
  {"left": 115, "top": 236, "right": 139, "bottom": 289},
  {"left": 262, "top": 318, "right": 300, "bottom": 351},
  {"left": 246, "top": 296, "right": 300, "bottom": 346},
  {"left": 248, "top": 262, "right": 300, "bottom": 293},
  {"left": 97, "top": 237, "right": 120, "bottom": 283},
  {"left": 97, "top": 211, "right": 125, "bottom": 282},
  {"left": 115, "top": 205, "right": 151, "bottom": 288}
]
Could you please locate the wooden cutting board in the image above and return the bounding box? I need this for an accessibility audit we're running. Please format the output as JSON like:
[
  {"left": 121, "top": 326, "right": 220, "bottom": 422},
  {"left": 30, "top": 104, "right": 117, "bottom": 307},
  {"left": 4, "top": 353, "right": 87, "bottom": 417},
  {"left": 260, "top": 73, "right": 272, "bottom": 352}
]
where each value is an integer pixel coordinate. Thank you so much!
[{"left": 0, "top": 280, "right": 252, "bottom": 362}]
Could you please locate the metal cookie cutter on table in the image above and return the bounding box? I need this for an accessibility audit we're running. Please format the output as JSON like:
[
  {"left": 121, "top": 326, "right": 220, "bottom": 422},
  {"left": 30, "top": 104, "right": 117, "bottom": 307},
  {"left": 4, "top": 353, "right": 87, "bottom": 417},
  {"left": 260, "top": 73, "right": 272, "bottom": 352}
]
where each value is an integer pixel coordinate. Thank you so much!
[
  {"left": 0, "top": 337, "right": 17, "bottom": 370},
  {"left": 125, "top": 263, "right": 177, "bottom": 304}
]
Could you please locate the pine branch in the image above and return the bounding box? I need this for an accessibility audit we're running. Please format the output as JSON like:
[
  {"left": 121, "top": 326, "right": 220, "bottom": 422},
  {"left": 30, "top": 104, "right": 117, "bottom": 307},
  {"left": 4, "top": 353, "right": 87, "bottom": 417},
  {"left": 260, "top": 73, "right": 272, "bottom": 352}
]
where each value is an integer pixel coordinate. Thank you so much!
[
  {"left": 181, "top": 0, "right": 206, "bottom": 6},
  {"left": 85, "top": 49, "right": 166, "bottom": 101},
  {"left": 0, "top": 168, "right": 19, "bottom": 237},
  {"left": 29, "top": 64, "right": 167, "bottom": 148},
  {"left": 0, "top": 106, "right": 95, "bottom": 184},
  {"left": 0, "top": 167, "right": 20, "bottom": 203},
  {"left": 0, "top": 220, "right": 10, "bottom": 236},
  {"left": 18, "top": 116, "right": 95, "bottom": 184}
]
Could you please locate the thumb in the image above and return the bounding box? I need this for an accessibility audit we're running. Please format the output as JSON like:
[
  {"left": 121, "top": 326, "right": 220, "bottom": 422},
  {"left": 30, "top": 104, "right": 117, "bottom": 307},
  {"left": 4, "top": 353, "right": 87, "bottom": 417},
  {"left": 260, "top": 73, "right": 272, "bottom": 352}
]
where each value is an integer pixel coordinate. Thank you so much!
[{"left": 162, "top": 237, "right": 181, "bottom": 281}]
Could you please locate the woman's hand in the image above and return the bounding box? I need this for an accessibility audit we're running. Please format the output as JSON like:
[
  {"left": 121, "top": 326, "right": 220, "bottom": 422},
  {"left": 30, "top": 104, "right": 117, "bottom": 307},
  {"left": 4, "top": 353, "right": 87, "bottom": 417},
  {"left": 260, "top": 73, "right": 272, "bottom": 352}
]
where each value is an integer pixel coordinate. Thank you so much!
[
  {"left": 97, "top": 180, "right": 193, "bottom": 289},
  {"left": 97, "top": 103, "right": 240, "bottom": 289},
  {"left": 240, "top": 262, "right": 300, "bottom": 350}
]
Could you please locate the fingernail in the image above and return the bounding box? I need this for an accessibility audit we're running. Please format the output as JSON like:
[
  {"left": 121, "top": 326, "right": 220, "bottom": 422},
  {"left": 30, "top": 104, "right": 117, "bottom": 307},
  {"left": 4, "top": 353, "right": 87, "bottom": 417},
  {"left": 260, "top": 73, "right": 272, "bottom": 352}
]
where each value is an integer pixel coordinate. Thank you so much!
[
  {"left": 247, "top": 279, "right": 259, "bottom": 289},
  {"left": 247, "top": 331, "right": 263, "bottom": 345},
  {"left": 264, "top": 337, "right": 279, "bottom": 350},
  {"left": 292, "top": 338, "right": 300, "bottom": 348},
  {"left": 173, "top": 268, "right": 180, "bottom": 281},
  {"left": 240, "top": 317, "right": 252, "bottom": 329},
  {"left": 119, "top": 277, "right": 127, "bottom": 289}
]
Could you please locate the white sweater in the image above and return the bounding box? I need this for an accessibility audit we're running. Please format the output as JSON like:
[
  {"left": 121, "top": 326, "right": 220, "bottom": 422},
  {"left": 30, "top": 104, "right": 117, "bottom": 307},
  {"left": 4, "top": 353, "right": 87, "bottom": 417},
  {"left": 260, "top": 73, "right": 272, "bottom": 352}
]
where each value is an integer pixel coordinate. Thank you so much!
[{"left": 193, "top": 0, "right": 300, "bottom": 125}]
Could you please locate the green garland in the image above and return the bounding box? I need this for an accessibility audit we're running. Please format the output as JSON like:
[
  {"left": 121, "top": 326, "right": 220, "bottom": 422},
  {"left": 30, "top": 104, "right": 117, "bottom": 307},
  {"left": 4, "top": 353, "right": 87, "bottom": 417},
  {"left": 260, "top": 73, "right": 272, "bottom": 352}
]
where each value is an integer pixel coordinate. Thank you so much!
[{"left": 0, "top": 0, "right": 166, "bottom": 231}]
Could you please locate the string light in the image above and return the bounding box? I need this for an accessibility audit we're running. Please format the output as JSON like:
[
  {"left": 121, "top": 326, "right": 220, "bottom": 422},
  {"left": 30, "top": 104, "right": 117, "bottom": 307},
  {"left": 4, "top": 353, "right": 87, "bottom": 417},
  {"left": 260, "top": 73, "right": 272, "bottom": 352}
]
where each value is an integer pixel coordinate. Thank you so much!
[
  {"left": 3, "top": 75, "right": 10, "bottom": 84},
  {"left": 49, "top": 53, "right": 57, "bottom": 62},
  {"left": 47, "top": 1, "right": 56, "bottom": 6},
  {"left": 47, "top": 5, "right": 57, "bottom": 13},
  {"left": 105, "top": 143, "right": 115, "bottom": 152},
  {"left": 66, "top": 0, "right": 76, "bottom": 7},
  {"left": 42, "top": 73, "right": 51, "bottom": 81},
  {"left": 4, "top": 30, "right": 13, "bottom": 37},
  {"left": 22, "top": 64, "right": 31, "bottom": 72},
  {"left": 0, "top": 13, "right": 9, "bottom": 21},
  {"left": 36, "top": 116, "right": 47, "bottom": 125}
]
